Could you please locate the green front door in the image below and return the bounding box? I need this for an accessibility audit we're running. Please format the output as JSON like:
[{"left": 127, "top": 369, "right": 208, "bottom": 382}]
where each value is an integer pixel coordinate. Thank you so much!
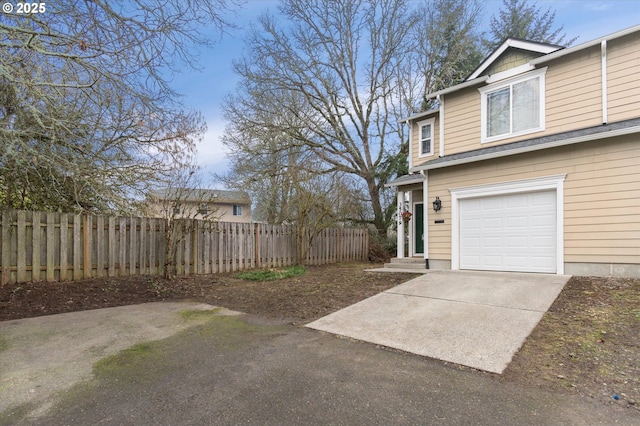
[{"left": 414, "top": 203, "right": 424, "bottom": 254}]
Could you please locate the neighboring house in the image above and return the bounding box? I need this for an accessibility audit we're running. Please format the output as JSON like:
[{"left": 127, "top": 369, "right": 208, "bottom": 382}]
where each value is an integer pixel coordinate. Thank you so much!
[
  {"left": 387, "top": 25, "right": 640, "bottom": 278},
  {"left": 146, "top": 188, "right": 252, "bottom": 223}
]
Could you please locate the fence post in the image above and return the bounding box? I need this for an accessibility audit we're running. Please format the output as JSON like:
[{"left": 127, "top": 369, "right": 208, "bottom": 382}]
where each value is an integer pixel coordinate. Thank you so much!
[
  {"left": 16, "top": 211, "right": 26, "bottom": 283},
  {"left": 83, "top": 214, "right": 90, "bottom": 279},
  {"left": 192, "top": 219, "right": 199, "bottom": 275},
  {"left": 0, "top": 211, "right": 7, "bottom": 285},
  {"left": 46, "top": 212, "right": 55, "bottom": 281}
]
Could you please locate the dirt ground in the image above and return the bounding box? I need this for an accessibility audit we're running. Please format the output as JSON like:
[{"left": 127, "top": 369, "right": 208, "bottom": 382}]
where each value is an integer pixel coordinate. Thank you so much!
[{"left": 1, "top": 263, "right": 638, "bottom": 410}]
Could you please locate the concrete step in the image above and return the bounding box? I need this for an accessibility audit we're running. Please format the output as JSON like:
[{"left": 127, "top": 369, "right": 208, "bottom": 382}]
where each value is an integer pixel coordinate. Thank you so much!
[
  {"left": 388, "top": 257, "right": 424, "bottom": 264},
  {"left": 384, "top": 258, "right": 427, "bottom": 270}
]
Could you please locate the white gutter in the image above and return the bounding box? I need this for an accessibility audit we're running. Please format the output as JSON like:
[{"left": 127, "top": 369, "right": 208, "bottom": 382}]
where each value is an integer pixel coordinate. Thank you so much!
[
  {"left": 410, "top": 125, "right": 640, "bottom": 172},
  {"left": 601, "top": 40, "right": 608, "bottom": 124},
  {"left": 399, "top": 108, "right": 439, "bottom": 124},
  {"left": 424, "top": 76, "right": 489, "bottom": 100},
  {"left": 384, "top": 175, "right": 424, "bottom": 188},
  {"left": 531, "top": 23, "right": 640, "bottom": 66}
]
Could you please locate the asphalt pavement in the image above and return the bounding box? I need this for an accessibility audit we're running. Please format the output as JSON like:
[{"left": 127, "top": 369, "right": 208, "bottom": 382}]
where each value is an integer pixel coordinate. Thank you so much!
[{"left": 1, "top": 302, "right": 637, "bottom": 425}]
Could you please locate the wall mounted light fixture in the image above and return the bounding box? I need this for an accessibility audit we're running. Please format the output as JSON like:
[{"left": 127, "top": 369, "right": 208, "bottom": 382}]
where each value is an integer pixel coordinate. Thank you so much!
[{"left": 432, "top": 196, "right": 442, "bottom": 212}]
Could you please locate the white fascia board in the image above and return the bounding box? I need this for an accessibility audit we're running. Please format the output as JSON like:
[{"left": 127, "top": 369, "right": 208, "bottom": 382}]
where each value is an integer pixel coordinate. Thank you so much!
[
  {"left": 410, "top": 125, "right": 640, "bottom": 173},
  {"left": 385, "top": 175, "right": 425, "bottom": 188},
  {"left": 424, "top": 76, "right": 488, "bottom": 100},
  {"left": 531, "top": 23, "right": 640, "bottom": 66},
  {"left": 399, "top": 108, "right": 439, "bottom": 124}
]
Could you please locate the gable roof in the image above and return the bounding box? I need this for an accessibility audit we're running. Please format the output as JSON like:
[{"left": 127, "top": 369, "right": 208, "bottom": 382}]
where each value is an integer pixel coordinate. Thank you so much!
[
  {"left": 422, "top": 23, "right": 640, "bottom": 102},
  {"left": 466, "top": 38, "right": 562, "bottom": 81},
  {"left": 148, "top": 188, "right": 251, "bottom": 204}
]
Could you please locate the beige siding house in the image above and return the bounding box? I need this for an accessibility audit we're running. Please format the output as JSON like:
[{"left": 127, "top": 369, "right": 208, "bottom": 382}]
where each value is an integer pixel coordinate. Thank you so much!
[
  {"left": 146, "top": 189, "right": 252, "bottom": 223},
  {"left": 388, "top": 25, "right": 640, "bottom": 278}
]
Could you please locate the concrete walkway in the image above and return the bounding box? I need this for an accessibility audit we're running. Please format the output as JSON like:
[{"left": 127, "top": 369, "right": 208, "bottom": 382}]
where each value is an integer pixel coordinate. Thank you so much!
[{"left": 306, "top": 270, "right": 570, "bottom": 374}]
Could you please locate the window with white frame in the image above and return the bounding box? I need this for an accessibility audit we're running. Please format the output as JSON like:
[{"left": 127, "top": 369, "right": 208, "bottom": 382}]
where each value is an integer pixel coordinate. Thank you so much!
[
  {"left": 233, "top": 204, "right": 242, "bottom": 216},
  {"left": 479, "top": 68, "right": 546, "bottom": 143},
  {"left": 418, "top": 118, "right": 435, "bottom": 157}
]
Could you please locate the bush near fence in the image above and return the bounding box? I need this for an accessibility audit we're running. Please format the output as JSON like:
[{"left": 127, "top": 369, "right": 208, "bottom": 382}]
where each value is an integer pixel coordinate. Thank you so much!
[{"left": 0, "top": 209, "right": 369, "bottom": 285}]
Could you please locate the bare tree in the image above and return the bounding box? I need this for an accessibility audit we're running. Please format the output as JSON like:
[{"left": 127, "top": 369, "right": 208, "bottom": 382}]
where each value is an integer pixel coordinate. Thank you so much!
[
  {"left": 0, "top": 1, "right": 239, "bottom": 213},
  {"left": 222, "top": 0, "right": 485, "bottom": 236},
  {"left": 219, "top": 109, "right": 363, "bottom": 264},
  {"left": 142, "top": 165, "right": 222, "bottom": 279},
  {"left": 224, "top": 0, "right": 418, "bottom": 236}
]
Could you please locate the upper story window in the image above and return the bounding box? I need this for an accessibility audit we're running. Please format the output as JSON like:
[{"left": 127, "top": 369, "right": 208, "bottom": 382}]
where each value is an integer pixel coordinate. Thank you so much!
[
  {"left": 197, "top": 203, "right": 209, "bottom": 215},
  {"left": 479, "top": 68, "right": 546, "bottom": 143},
  {"left": 233, "top": 204, "right": 243, "bottom": 216},
  {"left": 418, "top": 118, "right": 435, "bottom": 157}
]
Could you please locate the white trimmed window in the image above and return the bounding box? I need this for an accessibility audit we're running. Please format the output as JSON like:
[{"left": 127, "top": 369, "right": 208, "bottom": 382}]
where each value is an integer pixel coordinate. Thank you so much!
[
  {"left": 418, "top": 118, "right": 435, "bottom": 157},
  {"left": 232, "top": 204, "right": 242, "bottom": 216},
  {"left": 479, "top": 68, "right": 546, "bottom": 143}
]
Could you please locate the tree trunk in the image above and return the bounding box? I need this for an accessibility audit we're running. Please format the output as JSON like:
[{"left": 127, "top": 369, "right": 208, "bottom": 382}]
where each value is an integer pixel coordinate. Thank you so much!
[{"left": 366, "top": 176, "right": 386, "bottom": 237}]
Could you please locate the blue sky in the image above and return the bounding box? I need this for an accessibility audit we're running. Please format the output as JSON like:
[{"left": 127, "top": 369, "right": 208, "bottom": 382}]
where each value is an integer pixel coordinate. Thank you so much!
[{"left": 174, "top": 0, "right": 640, "bottom": 187}]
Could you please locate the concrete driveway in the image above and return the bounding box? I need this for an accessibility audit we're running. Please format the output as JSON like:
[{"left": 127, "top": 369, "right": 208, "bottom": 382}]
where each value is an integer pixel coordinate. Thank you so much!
[{"left": 306, "top": 270, "right": 570, "bottom": 374}]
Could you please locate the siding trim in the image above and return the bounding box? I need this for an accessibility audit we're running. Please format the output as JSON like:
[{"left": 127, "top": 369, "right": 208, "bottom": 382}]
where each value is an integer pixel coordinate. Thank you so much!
[{"left": 449, "top": 174, "right": 566, "bottom": 274}]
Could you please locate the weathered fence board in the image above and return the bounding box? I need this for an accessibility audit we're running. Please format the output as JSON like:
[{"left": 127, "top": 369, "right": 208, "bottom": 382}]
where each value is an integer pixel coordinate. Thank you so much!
[{"left": 0, "top": 209, "right": 369, "bottom": 284}]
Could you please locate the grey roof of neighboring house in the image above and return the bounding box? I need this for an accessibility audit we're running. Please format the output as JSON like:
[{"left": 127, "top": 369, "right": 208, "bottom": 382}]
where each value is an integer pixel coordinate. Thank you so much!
[
  {"left": 409, "top": 117, "right": 640, "bottom": 173},
  {"left": 148, "top": 188, "right": 251, "bottom": 204}
]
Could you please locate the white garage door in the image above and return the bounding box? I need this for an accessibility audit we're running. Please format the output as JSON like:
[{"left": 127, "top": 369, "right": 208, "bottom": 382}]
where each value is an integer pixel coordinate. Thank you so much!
[{"left": 459, "top": 191, "right": 556, "bottom": 273}]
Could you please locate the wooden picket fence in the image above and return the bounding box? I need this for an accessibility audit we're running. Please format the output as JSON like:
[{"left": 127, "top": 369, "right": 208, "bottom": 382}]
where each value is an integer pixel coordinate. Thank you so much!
[{"left": 0, "top": 210, "right": 369, "bottom": 285}]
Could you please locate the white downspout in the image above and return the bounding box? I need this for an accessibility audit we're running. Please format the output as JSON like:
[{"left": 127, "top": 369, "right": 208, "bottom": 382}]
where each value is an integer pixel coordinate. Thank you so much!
[
  {"left": 437, "top": 95, "right": 445, "bottom": 157},
  {"left": 601, "top": 40, "right": 608, "bottom": 124}
]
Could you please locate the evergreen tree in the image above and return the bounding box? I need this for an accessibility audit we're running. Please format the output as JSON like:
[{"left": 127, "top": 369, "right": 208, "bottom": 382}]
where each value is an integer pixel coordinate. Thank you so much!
[{"left": 483, "top": 0, "right": 577, "bottom": 52}]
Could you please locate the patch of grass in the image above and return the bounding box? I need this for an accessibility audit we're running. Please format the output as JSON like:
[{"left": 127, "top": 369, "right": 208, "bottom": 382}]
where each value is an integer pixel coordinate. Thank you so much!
[
  {"left": 179, "top": 307, "right": 222, "bottom": 321},
  {"left": 234, "top": 265, "right": 306, "bottom": 281},
  {"left": 93, "top": 342, "right": 163, "bottom": 379},
  {"left": 0, "top": 337, "right": 8, "bottom": 353},
  {"left": 90, "top": 315, "right": 286, "bottom": 384}
]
